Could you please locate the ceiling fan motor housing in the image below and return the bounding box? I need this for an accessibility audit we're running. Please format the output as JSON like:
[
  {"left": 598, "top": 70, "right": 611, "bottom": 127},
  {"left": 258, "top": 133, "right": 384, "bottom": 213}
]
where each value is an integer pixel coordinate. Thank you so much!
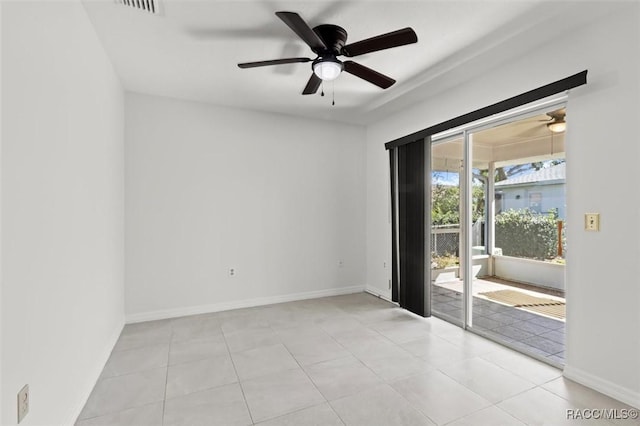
[
  {"left": 313, "top": 24, "right": 348, "bottom": 55},
  {"left": 311, "top": 25, "right": 348, "bottom": 79}
]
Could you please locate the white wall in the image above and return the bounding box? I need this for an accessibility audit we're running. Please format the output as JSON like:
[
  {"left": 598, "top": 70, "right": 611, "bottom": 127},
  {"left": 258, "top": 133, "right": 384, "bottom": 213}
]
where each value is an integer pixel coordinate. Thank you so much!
[
  {"left": 0, "top": 1, "right": 4, "bottom": 422},
  {"left": 365, "top": 3, "right": 640, "bottom": 407},
  {"left": 1, "top": 2, "right": 125, "bottom": 425},
  {"left": 125, "top": 93, "right": 366, "bottom": 321}
]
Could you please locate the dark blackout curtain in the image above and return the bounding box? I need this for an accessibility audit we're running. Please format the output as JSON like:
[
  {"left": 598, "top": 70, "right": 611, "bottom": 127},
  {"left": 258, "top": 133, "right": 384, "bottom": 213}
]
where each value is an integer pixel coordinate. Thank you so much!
[{"left": 391, "top": 140, "right": 427, "bottom": 316}]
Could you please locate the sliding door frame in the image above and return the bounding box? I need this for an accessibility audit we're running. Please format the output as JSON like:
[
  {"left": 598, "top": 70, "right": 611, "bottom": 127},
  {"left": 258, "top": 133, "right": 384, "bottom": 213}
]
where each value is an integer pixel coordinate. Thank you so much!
[
  {"left": 430, "top": 96, "right": 569, "bottom": 328},
  {"left": 387, "top": 70, "right": 586, "bottom": 326},
  {"left": 462, "top": 130, "right": 473, "bottom": 329}
]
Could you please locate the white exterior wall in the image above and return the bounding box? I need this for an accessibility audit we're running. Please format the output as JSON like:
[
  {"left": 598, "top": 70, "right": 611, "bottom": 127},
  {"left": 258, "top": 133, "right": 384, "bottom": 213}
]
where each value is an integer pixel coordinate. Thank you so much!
[
  {"left": 499, "top": 183, "right": 565, "bottom": 219},
  {"left": 494, "top": 256, "right": 565, "bottom": 291}
]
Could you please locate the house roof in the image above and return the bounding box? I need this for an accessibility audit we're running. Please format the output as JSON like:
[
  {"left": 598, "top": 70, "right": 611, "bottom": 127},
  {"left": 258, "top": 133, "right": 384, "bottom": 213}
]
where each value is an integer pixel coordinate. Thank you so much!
[{"left": 495, "top": 162, "right": 565, "bottom": 187}]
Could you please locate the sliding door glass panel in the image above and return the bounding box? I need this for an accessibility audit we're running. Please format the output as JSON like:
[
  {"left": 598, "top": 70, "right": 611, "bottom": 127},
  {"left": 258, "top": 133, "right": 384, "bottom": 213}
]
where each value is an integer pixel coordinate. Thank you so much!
[
  {"left": 467, "top": 109, "right": 567, "bottom": 365},
  {"left": 430, "top": 136, "right": 464, "bottom": 325}
]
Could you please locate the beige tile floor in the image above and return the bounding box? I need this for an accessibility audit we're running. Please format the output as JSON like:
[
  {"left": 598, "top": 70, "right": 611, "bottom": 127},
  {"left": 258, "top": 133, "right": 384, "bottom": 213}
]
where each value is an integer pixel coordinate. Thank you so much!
[{"left": 76, "top": 293, "right": 638, "bottom": 426}]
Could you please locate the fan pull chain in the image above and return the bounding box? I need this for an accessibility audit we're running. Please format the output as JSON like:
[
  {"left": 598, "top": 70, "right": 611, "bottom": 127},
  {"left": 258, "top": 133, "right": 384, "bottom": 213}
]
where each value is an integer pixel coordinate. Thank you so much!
[
  {"left": 320, "top": 81, "right": 325, "bottom": 97},
  {"left": 332, "top": 81, "right": 335, "bottom": 106}
]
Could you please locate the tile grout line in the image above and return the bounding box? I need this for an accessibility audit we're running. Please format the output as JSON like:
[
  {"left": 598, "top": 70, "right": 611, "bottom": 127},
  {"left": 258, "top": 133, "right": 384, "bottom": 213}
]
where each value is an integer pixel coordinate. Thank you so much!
[
  {"left": 221, "top": 325, "right": 256, "bottom": 425},
  {"left": 161, "top": 325, "right": 173, "bottom": 426},
  {"left": 385, "top": 329, "right": 500, "bottom": 423},
  {"left": 385, "top": 377, "right": 440, "bottom": 425},
  {"left": 319, "top": 302, "right": 443, "bottom": 424},
  {"left": 275, "top": 318, "right": 348, "bottom": 426},
  {"left": 436, "top": 309, "right": 566, "bottom": 365},
  {"left": 81, "top": 294, "right": 629, "bottom": 425},
  {"left": 76, "top": 322, "right": 173, "bottom": 422}
]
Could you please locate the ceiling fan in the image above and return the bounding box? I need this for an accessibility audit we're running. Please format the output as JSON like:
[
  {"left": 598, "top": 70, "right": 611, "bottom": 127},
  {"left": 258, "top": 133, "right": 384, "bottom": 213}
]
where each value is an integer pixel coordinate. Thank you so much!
[
  {"left": 545, "top": 109, "right": 566, "bottom": 133},
  {"left": 505, "top": 108, "right": 567, "bottom": 139},
  {"left": 237, "top": 11, "right": 418, "bottom": 95}
]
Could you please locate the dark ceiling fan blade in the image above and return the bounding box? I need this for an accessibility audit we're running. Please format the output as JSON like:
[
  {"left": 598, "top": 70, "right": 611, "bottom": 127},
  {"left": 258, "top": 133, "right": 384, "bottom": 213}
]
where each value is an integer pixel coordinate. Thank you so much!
[
  {"left": 302, "top": 73, "right": 322, "bottom": 95},
  {"left": 546, "top": 108, "right": 566, "bottom": 120},
  {"left": 343, "top": 61, "right": 395, "bottom": 89},
  {"left": 342, "top": 27, "right": 417, "bottom": 57},
  {"left": 238, "top": 57, "right": 311, "bottom": 69},
  {"left": 275, "top": 11, "right": 327, "bottom": 52}
]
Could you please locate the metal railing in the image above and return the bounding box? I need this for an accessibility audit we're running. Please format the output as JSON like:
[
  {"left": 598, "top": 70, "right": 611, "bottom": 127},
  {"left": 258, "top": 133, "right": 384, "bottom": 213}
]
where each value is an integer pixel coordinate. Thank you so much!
[
  {"left": 431, "top": 225, "right": 460, "bottom": 257},
  {"left": 431, "top": 222, "right": 485, "bottom": 257}
]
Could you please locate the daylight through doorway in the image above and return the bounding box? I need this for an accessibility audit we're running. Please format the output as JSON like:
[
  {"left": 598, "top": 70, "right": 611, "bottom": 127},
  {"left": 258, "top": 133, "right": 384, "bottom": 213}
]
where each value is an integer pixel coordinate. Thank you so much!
[{"left": 430, "top": 104, "right": 567, "bottom": 366}]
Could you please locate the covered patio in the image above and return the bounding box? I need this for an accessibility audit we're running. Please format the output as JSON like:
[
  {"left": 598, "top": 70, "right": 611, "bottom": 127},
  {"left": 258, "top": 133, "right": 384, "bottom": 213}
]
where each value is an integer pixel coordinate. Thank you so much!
[
  {"left": 432, "top": 278, "right": 565, "bottom": 365},
  {"left": 429, "top": 105, "right": 567, "bottom": 365}
]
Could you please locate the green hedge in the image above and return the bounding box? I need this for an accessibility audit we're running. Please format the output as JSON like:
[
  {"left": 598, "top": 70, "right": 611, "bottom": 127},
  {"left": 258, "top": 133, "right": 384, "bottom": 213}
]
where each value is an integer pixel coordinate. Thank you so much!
[{"left": 494, "top": 209, "right": 562, "bottom": 260}]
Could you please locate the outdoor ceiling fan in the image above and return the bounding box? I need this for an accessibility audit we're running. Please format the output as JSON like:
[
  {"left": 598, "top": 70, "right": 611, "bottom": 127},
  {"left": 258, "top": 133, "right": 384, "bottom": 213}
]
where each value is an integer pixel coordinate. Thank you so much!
[
  {"left": 510, "top": 108, "right": 568, "bottom": 139},
  {"left": 545, "top": 109, "right": 566, "bottom": 133},
  {"left": 237, "top": 11, "right": 418, "bottom": 95}
]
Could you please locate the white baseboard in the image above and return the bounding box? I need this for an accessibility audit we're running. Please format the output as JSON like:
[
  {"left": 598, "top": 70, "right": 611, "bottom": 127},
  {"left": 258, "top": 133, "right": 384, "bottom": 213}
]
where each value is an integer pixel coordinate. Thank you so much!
[
  {"left": 125, "top": 285, "right": 365, "bottom": 324},
  {"left": 563, "top": 365, "right": 640, "bottom": 409},
  {"left": 65, "top": 320, "right": 124, "bottom": 425},
  {"left": 365, "top": 286, "right": 395, "bottom": 304}
]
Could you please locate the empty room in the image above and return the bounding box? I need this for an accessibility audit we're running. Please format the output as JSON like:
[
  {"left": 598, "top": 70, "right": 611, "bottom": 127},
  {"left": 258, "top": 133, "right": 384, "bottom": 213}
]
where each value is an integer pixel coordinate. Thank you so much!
[{"left": 1, "top": 1, "right": 639, "bottom": 425}]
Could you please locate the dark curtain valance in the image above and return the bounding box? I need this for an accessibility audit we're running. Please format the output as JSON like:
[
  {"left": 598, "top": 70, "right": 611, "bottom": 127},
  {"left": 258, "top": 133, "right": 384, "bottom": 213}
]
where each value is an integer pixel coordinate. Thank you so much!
[{"left": 385, "top": 70, "right": 587, "bottom": 150}]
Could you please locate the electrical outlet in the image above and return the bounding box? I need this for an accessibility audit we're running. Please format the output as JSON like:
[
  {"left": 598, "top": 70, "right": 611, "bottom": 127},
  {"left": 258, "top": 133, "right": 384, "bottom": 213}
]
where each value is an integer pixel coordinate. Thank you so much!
[
  {"left": 229, "top": 268, "right": 235, "bottom": 276},
  {"left": 17, "top": 384, "right": 29, "bottom": 423},
  {"left": 585, "top": 213, "right": 600, "bottom": 231}
]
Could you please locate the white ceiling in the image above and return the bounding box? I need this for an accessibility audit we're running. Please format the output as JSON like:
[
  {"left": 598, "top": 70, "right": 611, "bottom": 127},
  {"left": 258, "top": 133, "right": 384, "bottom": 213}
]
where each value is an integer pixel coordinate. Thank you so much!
[{"left": 81, "top": 0, "right": 579, "bottom": 124}]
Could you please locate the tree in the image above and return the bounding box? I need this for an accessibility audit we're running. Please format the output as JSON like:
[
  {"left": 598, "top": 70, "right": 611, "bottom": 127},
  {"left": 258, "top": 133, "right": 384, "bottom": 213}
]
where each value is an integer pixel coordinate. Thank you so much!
[
  {"left": 432, "top": 184, "right": 459, "bottom": 225},
  {"left": 431, "top": 183, "right": 485, "bottom": 225}
]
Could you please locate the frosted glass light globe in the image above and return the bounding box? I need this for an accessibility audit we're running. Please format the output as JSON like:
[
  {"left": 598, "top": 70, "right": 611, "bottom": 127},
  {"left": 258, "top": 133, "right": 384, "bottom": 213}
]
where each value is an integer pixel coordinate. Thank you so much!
[{"left": 313, "top": 60, "right": 342, "bottom": 81}]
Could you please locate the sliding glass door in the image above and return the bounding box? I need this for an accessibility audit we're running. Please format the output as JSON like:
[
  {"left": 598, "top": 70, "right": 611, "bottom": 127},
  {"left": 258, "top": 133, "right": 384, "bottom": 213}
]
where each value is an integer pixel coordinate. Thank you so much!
[
  {"left": 429, "top": 134, "right": 464, "bottom": 325},
  {"left": 428, "top": 102, "right": 568, "bottom": 366}
]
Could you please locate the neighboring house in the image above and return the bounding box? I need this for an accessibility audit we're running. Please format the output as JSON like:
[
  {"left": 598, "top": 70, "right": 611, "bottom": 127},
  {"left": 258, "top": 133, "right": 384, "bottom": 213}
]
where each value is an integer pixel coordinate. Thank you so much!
[{"left": 495, "top": 163, "right": 566, "bottom": 219}]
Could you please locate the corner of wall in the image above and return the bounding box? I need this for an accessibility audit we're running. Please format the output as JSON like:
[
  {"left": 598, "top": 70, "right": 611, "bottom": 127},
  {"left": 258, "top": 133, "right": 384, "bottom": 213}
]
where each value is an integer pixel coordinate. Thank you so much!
[
  {"left": 364, "top": 286, "right": 393, "bottom": 304},
  {"left": 126, "top": 285, "right": 365, "bottom": 324},
  {"left": 563, "top": 365, "right": 640, "bottom": 409},
  {"left": 65, "top": 322, "right": 124, "bottom": 425},
  {"left": 0, "top": 1, "right": 4, "bottom": 422}
]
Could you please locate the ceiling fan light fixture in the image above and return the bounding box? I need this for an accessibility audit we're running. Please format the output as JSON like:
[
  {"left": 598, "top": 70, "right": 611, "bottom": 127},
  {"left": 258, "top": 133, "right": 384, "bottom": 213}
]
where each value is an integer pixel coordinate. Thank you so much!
[
  {"left": 547, "top": 120, "right": 566, "bottom": 133},
  {"left": 313, "top": 58, "right": 343, "bottom": 81},
  {"left": 238, "top": 11, "right": 417, "bottom": 95}
]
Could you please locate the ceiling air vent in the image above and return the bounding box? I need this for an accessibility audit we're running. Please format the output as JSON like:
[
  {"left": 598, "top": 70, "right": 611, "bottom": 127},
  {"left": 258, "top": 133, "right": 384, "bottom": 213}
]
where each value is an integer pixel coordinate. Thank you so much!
[{"left": 115, "top": 0, "right": 160, "bottom": 14}]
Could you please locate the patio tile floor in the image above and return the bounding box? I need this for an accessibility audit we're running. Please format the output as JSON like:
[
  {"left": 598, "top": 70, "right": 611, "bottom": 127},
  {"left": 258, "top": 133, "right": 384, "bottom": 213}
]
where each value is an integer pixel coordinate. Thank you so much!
[{"left": 432, "top": 285, "right": 565, "bottom": 365}]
